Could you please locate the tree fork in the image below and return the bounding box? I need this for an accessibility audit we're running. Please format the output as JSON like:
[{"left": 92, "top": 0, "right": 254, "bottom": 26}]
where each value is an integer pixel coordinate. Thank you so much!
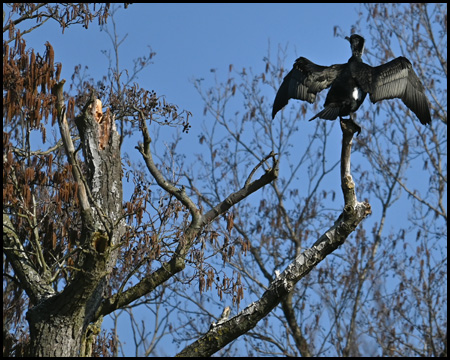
[
  {"left": 25, "top": 87, "right": 126, "bottom": 356},
  {"left": 176, "top": 119, "right": 371, "bottom": 357}
]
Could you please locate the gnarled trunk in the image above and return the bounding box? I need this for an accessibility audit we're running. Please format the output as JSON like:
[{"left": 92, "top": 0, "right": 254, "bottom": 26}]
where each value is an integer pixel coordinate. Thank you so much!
[{"left": 25, "top": 93, "right": 125, "bottom": 356}]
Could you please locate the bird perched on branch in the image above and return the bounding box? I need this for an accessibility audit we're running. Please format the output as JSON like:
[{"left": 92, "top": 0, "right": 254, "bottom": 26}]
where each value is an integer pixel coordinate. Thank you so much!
[
  {"left": 209, "top": 306, "right": 231, "bottom": 330},
  {"left": 272, "top": 34, "right": 431, "bottom": 130}
]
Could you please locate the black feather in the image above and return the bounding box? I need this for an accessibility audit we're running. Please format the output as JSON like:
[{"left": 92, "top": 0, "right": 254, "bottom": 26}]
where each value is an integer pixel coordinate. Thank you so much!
[{"left": 272, "top": 34, "right": 431, "bottom": 126}]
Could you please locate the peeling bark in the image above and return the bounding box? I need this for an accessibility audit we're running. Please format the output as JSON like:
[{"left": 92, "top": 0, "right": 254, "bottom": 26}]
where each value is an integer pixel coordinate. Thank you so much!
[{"left": 21, "top": 84, "right": 126, "bottom": 357}]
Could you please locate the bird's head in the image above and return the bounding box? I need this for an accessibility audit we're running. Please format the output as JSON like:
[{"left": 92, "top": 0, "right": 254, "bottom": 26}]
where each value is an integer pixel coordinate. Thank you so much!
[{"left": 345, "top": 34, "right": 365, "bottom": 59}]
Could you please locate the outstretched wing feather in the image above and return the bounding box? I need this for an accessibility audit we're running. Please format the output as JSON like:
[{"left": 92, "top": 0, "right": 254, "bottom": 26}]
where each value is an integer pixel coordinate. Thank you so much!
[
  {"left": 272, "top": 57, "right": 343, "bottom": 119},
  {"left": 355, "top": 57, "right": 431, "bottom": 125}
]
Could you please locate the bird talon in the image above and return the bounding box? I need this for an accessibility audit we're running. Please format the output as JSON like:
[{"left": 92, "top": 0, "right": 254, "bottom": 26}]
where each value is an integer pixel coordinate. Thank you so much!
[{"left": 340, "top": 117, "right": 362, "bottom": 136}]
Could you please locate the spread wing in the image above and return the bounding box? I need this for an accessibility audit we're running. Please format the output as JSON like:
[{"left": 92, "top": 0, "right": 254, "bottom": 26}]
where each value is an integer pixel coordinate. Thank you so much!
[
  {"left": 355, "top": 57, "right": 431, "bottom": 125},
  {"left": 272, "top": 57, "right": 344, "bottom": 119}
]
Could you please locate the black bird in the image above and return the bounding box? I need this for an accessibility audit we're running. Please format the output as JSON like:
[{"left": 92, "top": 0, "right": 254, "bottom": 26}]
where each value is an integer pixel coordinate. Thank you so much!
[{"left": 272, "top": 34, "right": 431, "bottom": 128}]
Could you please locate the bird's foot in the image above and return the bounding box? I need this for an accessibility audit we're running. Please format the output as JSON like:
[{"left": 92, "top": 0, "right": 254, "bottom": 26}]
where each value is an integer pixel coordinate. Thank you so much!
[{"left": 340, "top": 116, "right": 361, "bottom": 136}]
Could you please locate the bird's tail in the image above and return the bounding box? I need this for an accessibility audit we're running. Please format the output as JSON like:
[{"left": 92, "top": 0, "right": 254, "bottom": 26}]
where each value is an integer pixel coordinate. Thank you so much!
[{"left": 308, "top": 106, "right": 340, "bottom": 121}]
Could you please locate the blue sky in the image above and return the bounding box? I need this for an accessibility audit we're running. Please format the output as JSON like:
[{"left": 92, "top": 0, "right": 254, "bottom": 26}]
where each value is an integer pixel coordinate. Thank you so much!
[
  {"left": 8, "top": 3, "right": 429, "bottom": 356},
  {"left": 17, "top": 3, "right": 362, "bottom": 135}
]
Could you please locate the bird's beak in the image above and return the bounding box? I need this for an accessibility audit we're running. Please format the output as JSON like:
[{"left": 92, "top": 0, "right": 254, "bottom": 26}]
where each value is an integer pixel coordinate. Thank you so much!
[{"left": 345, "top": 36, "right": 350, "bottom": 42}]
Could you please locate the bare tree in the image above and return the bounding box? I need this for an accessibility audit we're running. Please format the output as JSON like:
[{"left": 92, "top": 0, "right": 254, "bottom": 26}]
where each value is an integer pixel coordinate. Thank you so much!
[
  {"left": 348, "top": 3, "right": 447, "bottom": 357},
  {"left": 174, "top": 3, "right": 446, "bottom": 357},
  {"left": 3, "top": 3, "right": 275, "bottom": 356},
  {"left": 3, "top": 3, "right": 445, "bottom": 357}
]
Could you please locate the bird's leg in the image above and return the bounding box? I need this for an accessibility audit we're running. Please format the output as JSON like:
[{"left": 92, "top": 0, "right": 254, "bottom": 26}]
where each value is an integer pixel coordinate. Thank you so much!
[{"left": 340, "top": 114, "right": 361, "bottom": 136}]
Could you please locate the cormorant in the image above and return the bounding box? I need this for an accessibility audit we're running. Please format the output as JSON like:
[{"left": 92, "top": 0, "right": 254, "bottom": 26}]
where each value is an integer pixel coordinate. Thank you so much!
[{"left": 272, "top": 34, "right": 431, "bottom": 128}]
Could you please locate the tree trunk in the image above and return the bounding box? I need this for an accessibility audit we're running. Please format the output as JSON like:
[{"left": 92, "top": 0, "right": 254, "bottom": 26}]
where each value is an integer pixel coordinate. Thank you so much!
[
  {"left": 26, "top": 287, "right": 95, "bottom": 357},
  {"left": 25, "top": 93, "right": 125, "bottom": 356}
]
